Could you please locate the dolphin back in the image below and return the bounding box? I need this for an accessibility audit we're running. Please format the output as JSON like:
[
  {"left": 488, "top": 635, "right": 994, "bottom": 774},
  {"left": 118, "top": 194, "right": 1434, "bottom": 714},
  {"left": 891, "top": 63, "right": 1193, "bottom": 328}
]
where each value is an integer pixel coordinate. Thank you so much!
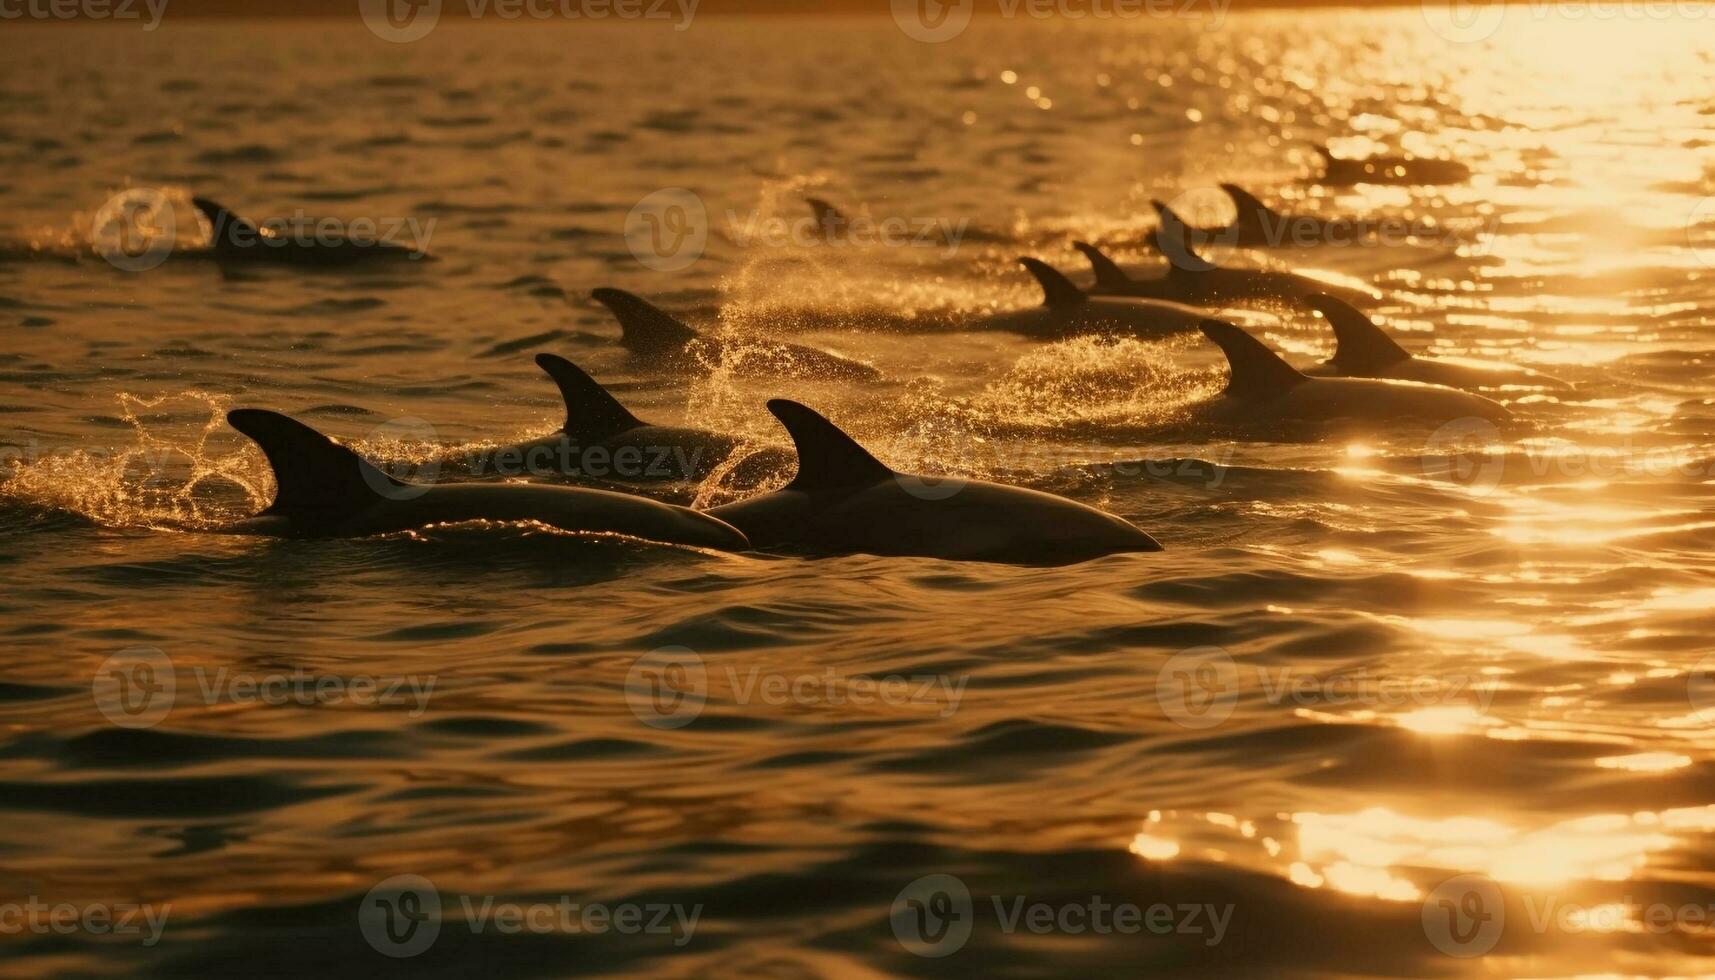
[
  {"left": 1072, "top": 241, "right": 1133, "bottom": 290},
  {"left": 533, "top": 354, "right": 646, "bottom": 440},
  {"left": 1199, "top": 320, "right": 1309, "bottom": 399},
  {"left": 768, "top": 400, "right": 893, "bottom": 491},
  {"left": 1307, "top": 294, "right": 1411, "bottom": 373},
  {"left": 1018, "top": 257, "right": 1087, "bottom": 309},
  {"left": 227, "top": 409, "right": 400, "bottom": 523},
  {"left": 591, "top": 288, "right": 700, "bottom": 355}
]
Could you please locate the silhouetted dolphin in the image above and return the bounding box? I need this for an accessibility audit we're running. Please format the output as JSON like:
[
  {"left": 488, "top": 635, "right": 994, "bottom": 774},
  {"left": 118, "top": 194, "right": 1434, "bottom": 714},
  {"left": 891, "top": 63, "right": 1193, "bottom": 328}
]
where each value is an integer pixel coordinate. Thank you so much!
[
  {"left": 1151, "top": 185, "right": 1399, "bottom": 250},
  {"left": 590, "top": 288, "right": 881, "bottom": 382},
  {"left": 1312, "top": 145, "right": 1471, "bottom": 188},
  {"left": 1071, "top": 241, "right": 1182, "bottom": 303},
  {"left": 1189, "top": 320, "right": 1512, "bottom": 428},
  {"left": 463, "top": 354, "right": 794, "bottom": 484},
  {"left": 1301, "top": 295, "right": 1572, "bottom": 393},
  {"left": 192, "top": 198, "right": 429, "bottom": 265},
  {"left": 965, "top": 258, "right": 1204, "bottom": 339},
  {"left": 707, "top": 400, "right": 1163, "bottom": 565},
  {"left": 223, "top": 408, "right": 748, "bottom": 549},
  {"left": 1135, "top": 208, "right": 1379, "bottom": 308},
  {"left": 804, "top": 197, "right": 849, "bottom": 241}
]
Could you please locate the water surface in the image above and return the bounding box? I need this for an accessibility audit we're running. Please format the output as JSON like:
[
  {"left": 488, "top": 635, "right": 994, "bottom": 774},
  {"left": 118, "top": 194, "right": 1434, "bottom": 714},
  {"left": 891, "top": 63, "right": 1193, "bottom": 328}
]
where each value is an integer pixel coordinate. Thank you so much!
[{"left": 4, "top": 12, "right": 1715, "bottom": 976}]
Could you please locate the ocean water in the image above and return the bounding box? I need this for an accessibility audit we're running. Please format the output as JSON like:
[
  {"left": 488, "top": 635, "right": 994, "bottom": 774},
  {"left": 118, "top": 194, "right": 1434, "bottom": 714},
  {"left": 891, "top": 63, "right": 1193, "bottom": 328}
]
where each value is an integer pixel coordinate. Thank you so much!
[{"left": 3, "top": 10, "right": 1715, "bottom": 977}]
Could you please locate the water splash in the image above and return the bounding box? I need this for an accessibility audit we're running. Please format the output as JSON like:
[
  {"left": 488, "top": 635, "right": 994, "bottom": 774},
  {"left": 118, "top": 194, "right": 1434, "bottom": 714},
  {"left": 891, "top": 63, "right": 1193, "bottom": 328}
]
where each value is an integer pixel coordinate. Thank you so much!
[{"left": 1, "top": 390, "right": 267, "bottom": 531}]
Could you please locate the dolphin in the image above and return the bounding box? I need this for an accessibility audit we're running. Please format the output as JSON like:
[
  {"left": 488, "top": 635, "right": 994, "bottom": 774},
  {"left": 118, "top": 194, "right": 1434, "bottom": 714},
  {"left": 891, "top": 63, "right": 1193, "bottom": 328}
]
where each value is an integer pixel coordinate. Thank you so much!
[
  {"left": 1301, "top": 294, "right": 1572, "bottom": 393},
  {"left": 1130, "top": 208, "right": 1380, "bottom": 308},
  {"left": 964, "top": 258, "right": 1206, "bottom": 340},
  {"left": 1151, "top": 184, "right": 1400, "bottom": 250},
  {"left": 804, "top": 197, "right": 850, "bottom": 242},
  {"left": 457, "top": 354, "right": 795, "bottom": 485},
  {"left": 1186, "top": 320, "right": 1512, "bottom": 430},
  {"left": 1312, "top": 145, "right": 1471, "bottom": 188},
  {"left": 590, "top": 288, "right": 882, "bottom": 382},
  {"left": 191, "top": 198, "right": 429, "bottom": 265},
  {"left": 707, "top": 400, "right": 1163, "bottom": 565},
  {"left": 222, "top": 408, "right": 748, "bottom": 549}
]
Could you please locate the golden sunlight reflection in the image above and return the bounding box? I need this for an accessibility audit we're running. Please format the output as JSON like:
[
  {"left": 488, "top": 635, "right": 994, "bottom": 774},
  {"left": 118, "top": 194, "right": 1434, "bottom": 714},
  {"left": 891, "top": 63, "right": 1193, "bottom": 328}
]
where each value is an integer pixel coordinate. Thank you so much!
[
  {"left": 1392, "top": 705, "right": 1494, "bottom": 736},
  {"left": 1594, "top": 752, "right": 1692, "bottom": 773},
  {"left": 1128, "top": 833, "right": 1181, "bottom": 861},
  {"left": 1296, "top": 807, "right": 1673, "bottom": 891},
  {"left": 1134, "top": 801, "right": 1715, "bottom": 903}
]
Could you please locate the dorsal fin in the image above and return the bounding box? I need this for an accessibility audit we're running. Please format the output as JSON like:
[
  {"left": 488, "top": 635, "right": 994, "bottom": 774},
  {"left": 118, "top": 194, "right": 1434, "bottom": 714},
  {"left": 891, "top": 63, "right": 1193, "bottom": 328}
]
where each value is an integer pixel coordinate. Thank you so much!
[
  {"left": 533, "top": 354, "right": 646, "bottom": 439},
  {"left": 767, "top": 399, "right": 893, "bottom": 491},
  {"left": 590, "top": 288, "right": 699, "bottom": 356},
  {"left": 1306, "top": 294, "right": 1412, "bottom": 372},
  {"left": 1018, "top": 257, "right": 1086, "bottom": 309},
  {"left": 227, "top": 409, "right": 401, "bottom": 518},
  {"left": 191, "top": 197, "right": 260, "bottom": 247},
  {"left": 805, "top": 197, "right": 847, "bottom": 239},
  {"left": 1198, "top": 320, "right": 1308, "bottom": 398},
  {"left": 1220, "top": 183, "right": 1278, "bottom": 231},
  {"left": 1150, "top": 201, "right": 1215, "bottom": 273},
  {"left": 1072, "top": 241, "right": 1132, "bottom": 289}
]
